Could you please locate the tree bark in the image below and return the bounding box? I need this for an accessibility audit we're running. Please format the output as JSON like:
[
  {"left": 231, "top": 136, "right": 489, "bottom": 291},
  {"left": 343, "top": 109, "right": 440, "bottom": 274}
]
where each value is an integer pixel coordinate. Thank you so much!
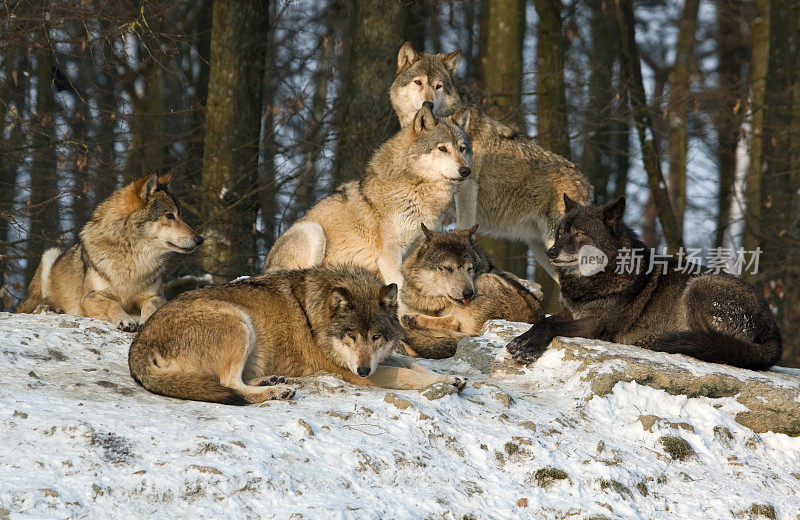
[
  {"left": 758, "top": 0, "right": 800, "bottom": 367},
  {"left": 332, "top": 0, "right": 407, "bottom": 185},
  {"left": 476, "top": 0, "right": 530, "bottom": 279},
  {"left": 666, "top": 0, "right": 700, "bottom": 241},
  {"left": 200, "top": 0, "right": 269, "bottom": 282},
  {"left": 614, "top": 0, "right": 683, "bottom": 252},
  {"left": 533, "top": 0, "right": 570, "bottom": 158},
  {"left": 26, "top": 24, "right": 61, "bottom": 285}
]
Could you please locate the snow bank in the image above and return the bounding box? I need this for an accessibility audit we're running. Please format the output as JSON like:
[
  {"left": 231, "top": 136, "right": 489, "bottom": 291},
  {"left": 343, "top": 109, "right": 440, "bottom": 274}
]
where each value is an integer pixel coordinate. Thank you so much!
[{"left": 1, "top": 313, "right": 799, "bottom": 519}]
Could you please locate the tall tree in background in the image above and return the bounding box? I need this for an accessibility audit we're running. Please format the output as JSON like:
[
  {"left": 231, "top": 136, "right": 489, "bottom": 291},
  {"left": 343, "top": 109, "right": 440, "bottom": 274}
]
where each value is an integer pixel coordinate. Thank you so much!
[
  {"left": 757, "top": 0, "right": 800, "bottom": 366},
  {"left": 475, "top": 0, "right": 529, "bottom": 279},
  {"left": 26, "top": 23, "right": 60, "bottom": 284},
  {"left": 713, "top": 0, "right": 746, "bottom": 248},
  {"left": 200, "top": 0, "right": 269, "bottom": 283},
  {"left": 665, "top": 0, "right": 699, "bottom": 241},
  {"left": 332, "top": 0, "right": 407, "bottom": 185},
  {"left": 615, "top": 0, "right": 682, "bottom": 252}
]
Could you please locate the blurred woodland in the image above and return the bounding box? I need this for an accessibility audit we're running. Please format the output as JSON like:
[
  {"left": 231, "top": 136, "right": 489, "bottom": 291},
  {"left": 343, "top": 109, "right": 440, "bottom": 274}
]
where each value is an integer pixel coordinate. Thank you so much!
[{"left": 1, "top": 0, "right": 799, "bottom": 366}]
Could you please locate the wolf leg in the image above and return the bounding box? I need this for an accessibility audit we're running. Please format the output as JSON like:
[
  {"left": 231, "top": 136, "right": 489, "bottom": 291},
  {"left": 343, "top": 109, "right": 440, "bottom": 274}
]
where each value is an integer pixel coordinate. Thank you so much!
[
  {"left": 530, "top": 240, "right": 558, "bottom": 281},
  {"left": 402, "top": 312, "right": 460, "bottom": 332},
  {"left": 81, "top": 291, "right": 139, "bottom": 331},
  {"left": 367, "top": 364, "right": 466, "bottom": 391},
  {"left": 139, "top": 295, "right": 166, "bottom": 323},
  {"left": 264, "top": 221, "right": 326, "bottom": 272},
  {"left": 454, "top": 179, "right": 479, "bottom": 229}
]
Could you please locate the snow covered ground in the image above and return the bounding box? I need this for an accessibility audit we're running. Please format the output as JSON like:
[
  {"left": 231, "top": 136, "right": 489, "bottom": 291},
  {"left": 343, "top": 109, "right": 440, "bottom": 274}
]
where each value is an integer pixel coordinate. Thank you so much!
[{"left": 1, "top": 311, "right": 799, "bottom": 519}]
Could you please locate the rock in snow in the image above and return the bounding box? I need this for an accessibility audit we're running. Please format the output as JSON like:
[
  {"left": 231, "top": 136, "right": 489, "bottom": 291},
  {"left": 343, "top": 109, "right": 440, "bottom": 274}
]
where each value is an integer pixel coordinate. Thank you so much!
[{"left": 1, "top": 312, "right": 799, "bottom": 519}]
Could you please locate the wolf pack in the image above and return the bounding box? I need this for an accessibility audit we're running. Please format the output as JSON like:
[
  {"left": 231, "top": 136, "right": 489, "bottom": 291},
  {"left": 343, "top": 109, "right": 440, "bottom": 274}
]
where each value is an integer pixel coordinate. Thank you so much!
[{"left": 18, "top": 43, "right": 782, "bottom": 406}]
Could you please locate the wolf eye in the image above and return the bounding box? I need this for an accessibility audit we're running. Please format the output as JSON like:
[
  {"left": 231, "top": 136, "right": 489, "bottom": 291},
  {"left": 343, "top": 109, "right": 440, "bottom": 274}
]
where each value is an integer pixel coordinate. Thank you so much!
[
  {"left": 442, "top": 266, "right": 453, "bottom": 272},
  {"left": 165, "top": 213, "right": 175, "bottom": 220},
  {"left": 344, "top": 331, "right": 356, "bottom": 341},
  {"left": 438, "top": 145, "right": 447, "bottom": 152},
  {"left": 459, "top": 145, "right": 466, "bottom": 152},
  {"left": 372, "top": 334, "right": 382, "bottom": 342},
  {"left": 574, "top": 230, "right": 585, "bottom": 237},
  {"left": 467, "top": 266, "right": 474, "bottom": 272},
  {"left": 435, "top": 84, "right": 442, "bottom": 90},
  {"left": 414, "top": 79, "right": 422, "bottom": 86}
]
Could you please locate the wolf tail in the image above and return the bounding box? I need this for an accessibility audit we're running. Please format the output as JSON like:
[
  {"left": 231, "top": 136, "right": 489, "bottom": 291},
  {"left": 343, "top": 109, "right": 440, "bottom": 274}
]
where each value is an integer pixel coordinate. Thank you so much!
[
  {"left": 16, "top": 248, "right": 61, "bottom": 314},
  {"left": 128, "top": 344, "right": 248, "bottom": 405},
  {"left": 647, "top": 330, "right": 782, "bottom": 371},
  {"left": 402, "top": 327, "right": 466, "bottom": 359}
]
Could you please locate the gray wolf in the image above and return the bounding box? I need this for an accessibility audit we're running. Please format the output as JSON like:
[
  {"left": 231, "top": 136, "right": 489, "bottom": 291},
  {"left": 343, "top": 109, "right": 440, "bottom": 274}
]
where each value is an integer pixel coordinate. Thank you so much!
[
  {"left": 400, "top": 224, "right": 544, "bottom": 358},
  {"left": 17, "top": 172, "right": 203, "bottom": 331},
  {"left": 390, "top": 42, "right": 593, "bottom": 279},
  {"left": 264, "top": 104, "right": 472, "bottom": 297},
  {"left": 129, "top": 264, "right": 467, "bottom": 405},
  {"left": 507, "top": 195, "right": 782, "bottom": 370}
]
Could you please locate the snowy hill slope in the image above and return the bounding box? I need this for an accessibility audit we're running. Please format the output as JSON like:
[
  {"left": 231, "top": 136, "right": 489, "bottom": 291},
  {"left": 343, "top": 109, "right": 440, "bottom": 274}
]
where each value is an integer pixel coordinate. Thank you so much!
[{"left": 1, "top": 312, "right": 799, "bottom": 519}]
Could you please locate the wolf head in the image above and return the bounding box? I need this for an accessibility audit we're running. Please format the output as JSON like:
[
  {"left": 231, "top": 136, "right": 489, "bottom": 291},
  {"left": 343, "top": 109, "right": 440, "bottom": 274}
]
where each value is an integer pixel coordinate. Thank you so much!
[
  {"left": 391, "top": 41, "right": 463, "bottom": 127},
  {"left": 407, "top": 104, "right": 472, "bottom": 183},
  {"left": 547, "top": 195, "right": 631, "bottom": 277},
  {"left": 310, "top": 265, "right": 403, "bottom": 378},
  {"left": 111, "top": 171, "right": 203, "bottom": 254},
  {"left": 405, "top": 224, "right": 482, "bottom": 306}
]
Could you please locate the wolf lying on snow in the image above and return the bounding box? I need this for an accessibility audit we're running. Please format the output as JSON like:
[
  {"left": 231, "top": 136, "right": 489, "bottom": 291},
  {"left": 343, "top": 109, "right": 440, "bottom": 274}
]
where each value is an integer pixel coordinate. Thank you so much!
[
  {"left": 400, "top": 224, "right": 543, "bottom": 358},
  {"left": 508, "top": 196, "right": 782, "bottom": 370},
  {"left": 391, "top": 42, "right": 592, "bottom": 279},
  {"left": 18, "top": 172, "right": 203, "bottom": 331},
  {"left": 129, "top": 264, "right": 466, "bottom": 405},
  {"left": 264, "top": 104, "right": 471, "bottom": 294}
]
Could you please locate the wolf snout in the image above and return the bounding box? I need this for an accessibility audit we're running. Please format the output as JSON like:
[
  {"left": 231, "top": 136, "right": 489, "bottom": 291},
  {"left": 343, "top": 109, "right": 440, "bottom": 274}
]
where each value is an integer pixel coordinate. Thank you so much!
[
  {"left": 194, "top": 235, "right": 204, "bottom": 246},
  {"left": 422, "top": 100, "right": 434, "bottom": 110},
  {"left": 356, "top": 366, "right": 372, "bottom": 377},
  {"left": 458, "top": 166, "right": 471, "bottom": 178},
  {"left": 462, "top": 288, "right": 474, "bottom": 299}
]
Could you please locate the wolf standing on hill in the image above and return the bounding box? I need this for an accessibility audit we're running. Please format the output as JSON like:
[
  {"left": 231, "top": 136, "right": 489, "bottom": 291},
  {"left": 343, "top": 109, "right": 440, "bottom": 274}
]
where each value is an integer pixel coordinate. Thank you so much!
[
  {"left": 129, "top": 264, "right": 466, "bottom": 405},
  {"left": 390, "top": 42, "right": 592, "bottom": 279},
  {"left": 18, "top": 172, "right": 203, "bottom": 331},
  {"left": 507, "top": 196, "right": 782, "bottom": 370},
  {"left": 264, "top": 104, "right": 472, "bottom": 294}
]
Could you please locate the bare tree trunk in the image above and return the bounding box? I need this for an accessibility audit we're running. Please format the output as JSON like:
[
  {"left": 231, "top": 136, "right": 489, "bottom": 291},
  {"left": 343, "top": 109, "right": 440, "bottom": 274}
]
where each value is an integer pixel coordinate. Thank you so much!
[
  {"left": 476, "top": 0, "right": 529, "bottom": 279},
  {"left": 582, "top": 0, "right": 616, "bottom": 200},
  {"left": 614, "top": 0, "right": 683, "bottom": 252},
  {"left": 742, "top": 0, "right": 769, "bottom": 257},
  {"left": 26, "top": 24, "right": 61, "bottom": 285},
  {"left": 758, "top": 0, "right": 800, "bottom": 367},
  {"left": 332, "top": 0, "right": 407, "bottom": 185},
  {"left": 200, "top": 0, "right": 269, "bottom": 282},
  {"left": 713, "top": 0, "right": 747, "bottom": 248},
  {"left": 533, "top": 0, "right": 570, "bottom": 158},
  {"left": 666, "top": 0, "right": 699, "bottom": 241}
]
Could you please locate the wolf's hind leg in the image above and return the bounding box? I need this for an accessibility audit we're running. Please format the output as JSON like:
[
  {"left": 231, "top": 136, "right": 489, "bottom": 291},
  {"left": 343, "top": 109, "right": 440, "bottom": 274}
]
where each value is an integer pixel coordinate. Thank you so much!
[
  {"left": 402, "top": 312, "right": 460, "bottom": 332},
  {"left": 264, "top": 221, "right": 326, "bottom": 272},
  {"left": 454, "top": 179, "right": 479, "bottom": 229}
]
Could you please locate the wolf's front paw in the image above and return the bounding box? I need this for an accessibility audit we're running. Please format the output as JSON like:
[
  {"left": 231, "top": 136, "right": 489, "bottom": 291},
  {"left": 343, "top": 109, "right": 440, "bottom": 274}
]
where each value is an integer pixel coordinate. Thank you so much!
[
  {"left": 507, "top": 325, "right": 551, "bottom": 363},
  {"left": 445, "top": 375, "right": 467, "bottom": 392},
  {"left": 269, "top": 384, "right": 296, "bottom": 400},
  {"left": 117, "top": 317, "right": 140, "bottom": 332},
  {"left": 249, "top": 375, "right": 286, "bottom": 387},
  {"left": 401, "top": 314, "right": 419, "bottom": 328}
]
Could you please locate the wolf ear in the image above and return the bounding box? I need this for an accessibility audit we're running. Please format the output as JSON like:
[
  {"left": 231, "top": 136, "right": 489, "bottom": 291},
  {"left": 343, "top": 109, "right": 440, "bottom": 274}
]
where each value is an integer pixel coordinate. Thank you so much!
[
  {"left": 420, "top": 223, "right": 434, "bottom": 241},
  {"left": 379, "top": 283, "right": 398, "bottom": 308},
  {"left": 157, "top": 171, "right": 173, "bottom": 187},
  {"left": 602, "top": 196, "right": 626, "bottom": 231},
  {"left": 413, "top": 104, "right": 437, "bottom": 135},
  {"left": 442, "top": 49, "right": 462, "bottom": 76},
  {"left": 397, "top": 41, "right": 420, "bottom": 72},
  {"left": 563, "top": 193, "right": 580, "bottom": 213},
  {"left": 453, "top": 108, "right": 471, "bottom": 134},
  {"left": 329, "top": 286, "right": 352, "bottom": 315},
  {"left": 468, "top": 223, "right": 479, "bottom": 237},
  {"left": 139, "top": 170, "right": 160, "bottom": 200}
]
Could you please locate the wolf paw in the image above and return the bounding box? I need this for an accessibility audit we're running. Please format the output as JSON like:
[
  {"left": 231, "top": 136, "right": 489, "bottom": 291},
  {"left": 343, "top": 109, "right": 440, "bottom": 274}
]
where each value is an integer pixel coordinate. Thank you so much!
[
  {"left": 511, "top": 347, "right": 545, "bottom": 364},
  {"left": 117, "top": 317, "right": 140, "bottom": 332},
  {"left": 445, "top": 375, "right": 467, "bottom": 392},
  {"left": 401, "top": 314, "right": 419, "bottom": 328},
  {"left": 269, "top": 384, "right": 296, "bottom": 400},
  {"left": 249, "top": 375, "right": 286, "bottom": 387}
]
